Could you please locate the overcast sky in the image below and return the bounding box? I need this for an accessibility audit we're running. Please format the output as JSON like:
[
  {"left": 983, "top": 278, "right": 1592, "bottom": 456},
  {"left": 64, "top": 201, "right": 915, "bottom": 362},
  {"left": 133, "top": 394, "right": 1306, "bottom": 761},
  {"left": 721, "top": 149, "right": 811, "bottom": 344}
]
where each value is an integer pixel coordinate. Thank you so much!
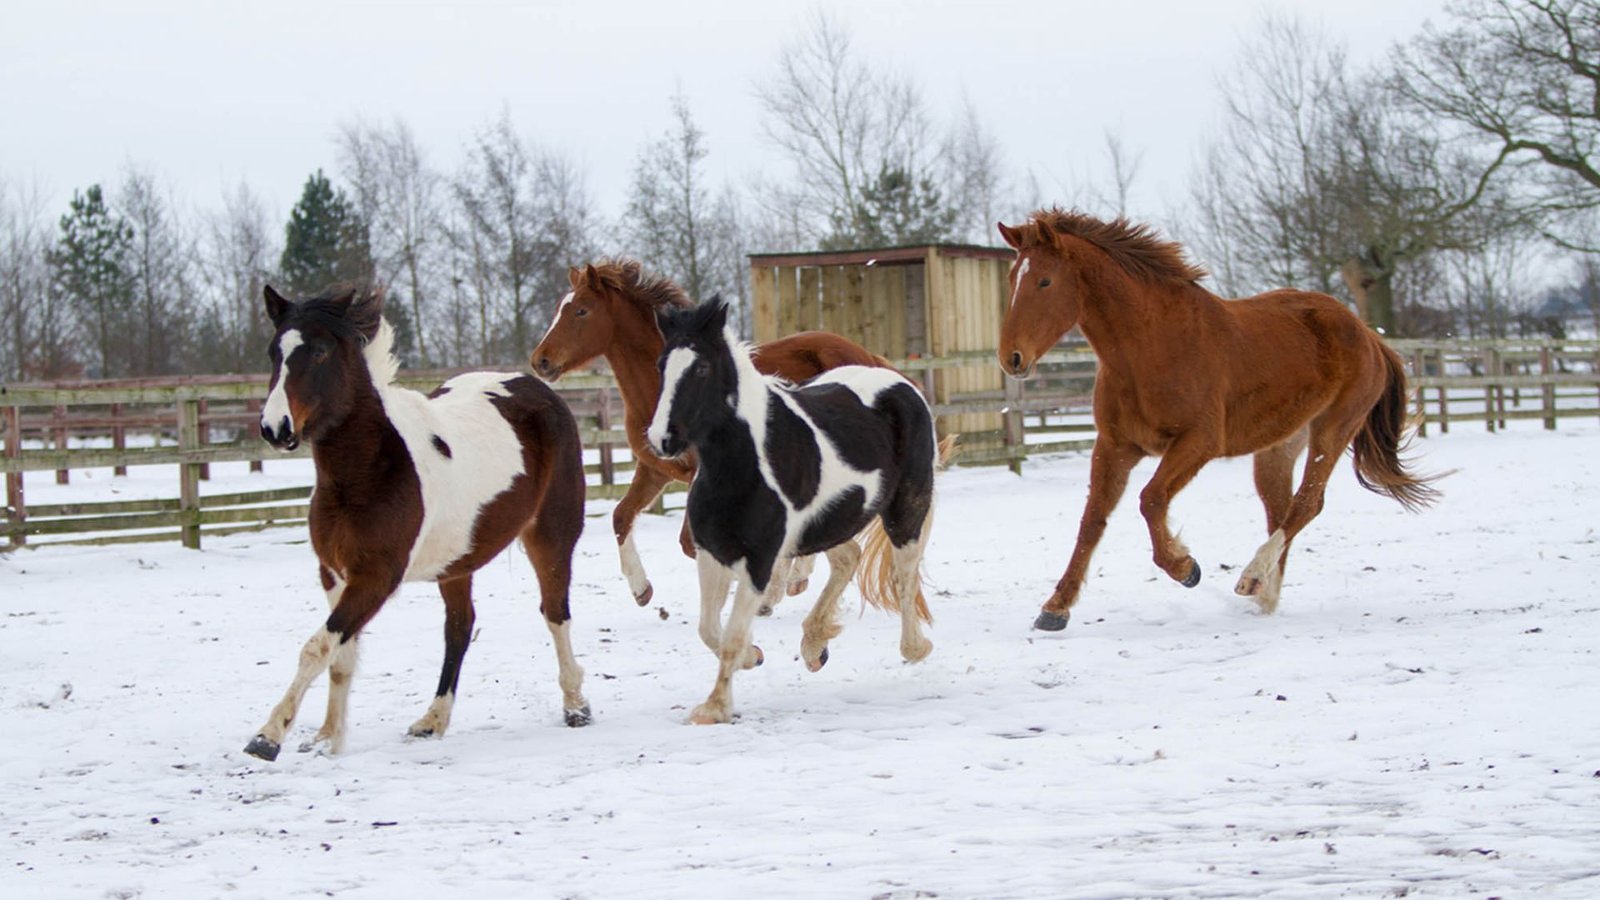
[{"left": 1, "top": 0, "right": 1451, "bottom": 237}]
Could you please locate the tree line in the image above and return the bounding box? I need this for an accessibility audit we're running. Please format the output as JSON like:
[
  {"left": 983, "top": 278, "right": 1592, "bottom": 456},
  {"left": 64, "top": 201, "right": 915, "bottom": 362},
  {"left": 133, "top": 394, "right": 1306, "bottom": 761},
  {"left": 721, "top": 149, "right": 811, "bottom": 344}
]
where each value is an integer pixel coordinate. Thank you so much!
[{"left": 2, "top": 2, "right": 1597, "bottom": 382}]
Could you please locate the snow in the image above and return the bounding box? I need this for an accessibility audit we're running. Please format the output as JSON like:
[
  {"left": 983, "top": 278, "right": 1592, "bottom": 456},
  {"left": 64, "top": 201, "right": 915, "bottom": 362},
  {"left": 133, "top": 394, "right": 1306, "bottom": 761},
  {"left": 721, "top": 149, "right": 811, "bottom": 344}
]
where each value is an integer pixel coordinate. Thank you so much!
[{"left": 3, "top": 422, "right": 1599, "bottom": 898}]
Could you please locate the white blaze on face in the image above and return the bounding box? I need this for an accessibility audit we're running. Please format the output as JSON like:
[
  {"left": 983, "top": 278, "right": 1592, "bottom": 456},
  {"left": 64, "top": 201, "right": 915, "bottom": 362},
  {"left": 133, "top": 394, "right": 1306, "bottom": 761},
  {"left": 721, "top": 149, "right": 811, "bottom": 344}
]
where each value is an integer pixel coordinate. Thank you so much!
[
  {"left": 646, "top": 347, "right": 698, "bottom": 454},
  {"left": 538, "top": 292, "right": 576, "bottom": 345},
  {"left": 1010, "top": 257, "right": 1030, "bottom": 307},
  {"left": 261, "top": 330, "right": 304, "bottom": 433}
]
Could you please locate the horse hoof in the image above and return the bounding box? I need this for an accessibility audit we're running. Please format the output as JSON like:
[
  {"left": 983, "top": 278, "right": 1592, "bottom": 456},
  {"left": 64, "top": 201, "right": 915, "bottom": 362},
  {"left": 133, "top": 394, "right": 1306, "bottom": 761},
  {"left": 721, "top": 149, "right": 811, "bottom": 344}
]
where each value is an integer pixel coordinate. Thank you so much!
[
  {"left": 1182, "top": 560, "right": 1201, "bottom": 588},
  {"left": 243, "top": 734, "right": 281, "bottom": 762},
  {"left": 1033, "top": 610, "right": 1070, "bottom": 632},
  {"left": 688, "top": 704, "right": 729, "bottom": 725},
  {"left": 635, "top": 583, "right": 653, "bottom": 607},
  {"left": 564, "top": 704, "right": 592, "bottom": 728},
  {"left": 786, "top": 578, "right": 809, "bottom": 597},
  {"left": 1235, "top": 575, "right": 1260, "bottom": 596},
  {"left": 406, "top": 725, "right": 438, "bottom": 739},
  {"left": 757, "top": 605, "right": 773, "bottom": 617},
  {"left": 750, "top": 646, "right": 765, "bottom": 668},
  {"left": 806, "top": 647, "right": 830, "bottom": 672}
]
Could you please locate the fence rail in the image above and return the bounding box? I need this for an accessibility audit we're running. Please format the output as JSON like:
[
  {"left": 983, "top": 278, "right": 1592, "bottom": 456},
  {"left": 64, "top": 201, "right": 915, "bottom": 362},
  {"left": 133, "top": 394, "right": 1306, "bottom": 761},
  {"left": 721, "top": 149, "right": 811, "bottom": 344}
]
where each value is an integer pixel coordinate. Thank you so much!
[{"left": 4, "top": 337, "right": 1597, "bottom": 549}]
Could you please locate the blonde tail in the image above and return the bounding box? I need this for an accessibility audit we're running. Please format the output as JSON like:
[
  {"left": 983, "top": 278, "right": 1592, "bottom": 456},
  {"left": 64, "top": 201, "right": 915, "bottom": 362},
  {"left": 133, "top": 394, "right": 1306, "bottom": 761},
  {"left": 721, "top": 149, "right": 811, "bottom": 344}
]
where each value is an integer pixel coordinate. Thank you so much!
[{"left": 852, "top": 433, "right": 954, "bottom": 624}]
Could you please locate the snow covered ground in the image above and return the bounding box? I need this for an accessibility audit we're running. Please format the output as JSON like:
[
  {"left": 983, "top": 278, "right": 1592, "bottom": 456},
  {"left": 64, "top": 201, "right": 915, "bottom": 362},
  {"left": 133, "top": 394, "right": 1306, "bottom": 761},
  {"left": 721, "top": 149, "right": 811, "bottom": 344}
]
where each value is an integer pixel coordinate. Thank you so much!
[{"left": 3, "top": 421, "right": 1598, "bottom": 898}]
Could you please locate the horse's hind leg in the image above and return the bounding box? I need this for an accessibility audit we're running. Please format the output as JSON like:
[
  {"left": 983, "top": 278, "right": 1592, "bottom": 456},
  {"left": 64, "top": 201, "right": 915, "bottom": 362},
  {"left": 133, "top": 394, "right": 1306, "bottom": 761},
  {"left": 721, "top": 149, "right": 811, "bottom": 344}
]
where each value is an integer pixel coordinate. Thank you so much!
[
  {"left": 1245, "top": 428, "right": 1309, "bottom": 614},
  {"left": 408, "top": 575, "right": 474, "bottom": 739},
  {"left": 782, "top": 553, "right": 817, "bottom": 602},
  {"left": 800, "top": 542, "right": 861, "bottom": 671},
  {"left": 892, "top": 534, "right": 933, "bottom": 663},
  {"left": 1037, "top": 438, "right": 1143, "bottom": 630},
  {"left": 614, "top": 466, "right": 672, "bottom": 606},
  {"left": 524, "top": 505, "right": 591, "bottom": 727},
  {"left": 1237, "top": 417, "right": 1361, "bottom": 608},
  {"left": 304, "top": 566, "right": 358, "bottom": 754}
]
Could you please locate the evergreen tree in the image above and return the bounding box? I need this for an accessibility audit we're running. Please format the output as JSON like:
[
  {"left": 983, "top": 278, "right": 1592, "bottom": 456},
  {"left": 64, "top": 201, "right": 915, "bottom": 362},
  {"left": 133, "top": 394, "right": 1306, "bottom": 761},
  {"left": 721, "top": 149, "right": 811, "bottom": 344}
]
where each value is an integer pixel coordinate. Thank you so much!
[
  {"left": 824, "top": 164, "right": 958, "bottom": 250},
  {"left": 50, "top": 184, "right": 134, "bottom": 378},
  {"left": 280, "top": 170, "right": 372, "bottom": 295}
]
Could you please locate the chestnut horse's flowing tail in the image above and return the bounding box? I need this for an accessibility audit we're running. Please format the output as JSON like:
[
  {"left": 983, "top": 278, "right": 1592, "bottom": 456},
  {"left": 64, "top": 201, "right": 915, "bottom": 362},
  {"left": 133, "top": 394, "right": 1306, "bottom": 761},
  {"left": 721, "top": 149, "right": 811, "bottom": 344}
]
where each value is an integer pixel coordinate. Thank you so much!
[
  {"left": 1350, "top": 344, "right": 1441, "bottom": 513},
  {"left": 854, "top": 435, "right": 958, "bottom": 624}
]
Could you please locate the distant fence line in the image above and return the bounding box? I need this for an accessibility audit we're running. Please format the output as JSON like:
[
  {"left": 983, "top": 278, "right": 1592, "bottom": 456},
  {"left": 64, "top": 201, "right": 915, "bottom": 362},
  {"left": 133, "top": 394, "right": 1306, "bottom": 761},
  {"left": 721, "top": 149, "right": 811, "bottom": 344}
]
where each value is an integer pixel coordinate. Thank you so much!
[{"left": 3, "top": 338, "right": 1597, "bottom": 550}]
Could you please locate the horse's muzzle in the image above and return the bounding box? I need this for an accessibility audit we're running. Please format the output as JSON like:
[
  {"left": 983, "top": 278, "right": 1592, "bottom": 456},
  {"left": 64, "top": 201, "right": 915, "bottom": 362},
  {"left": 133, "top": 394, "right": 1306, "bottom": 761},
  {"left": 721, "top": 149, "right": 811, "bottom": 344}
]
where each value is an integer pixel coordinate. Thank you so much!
[
  {"left": 649, "top": 425, "right": 686, "bottom": 459},
  {"left": 1001, "top": 350, "right": 1037, "bottom": 381},
  {"left": 532, "top": 356, "right": 562, "bottom": 380},
  {"left": 260, "top": 418, "right": 299, "bottom": 452}
]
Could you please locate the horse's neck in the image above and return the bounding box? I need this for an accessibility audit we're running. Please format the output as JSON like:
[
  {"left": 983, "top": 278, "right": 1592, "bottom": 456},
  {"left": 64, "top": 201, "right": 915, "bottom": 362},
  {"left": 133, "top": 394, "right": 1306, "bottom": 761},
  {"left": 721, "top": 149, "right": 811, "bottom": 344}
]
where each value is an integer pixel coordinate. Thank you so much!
[
  {"left": 309, "top": 383, "right": 395, "bottom": 489},
  {"left": 1074, "top": 259, "right": 1196, "bottom": 372},
  {"left": 696, "top": 346, "right": 772, "bottom": 470},
  {"left": 605, "top": 309, "right": 667, "bottom": 426}
]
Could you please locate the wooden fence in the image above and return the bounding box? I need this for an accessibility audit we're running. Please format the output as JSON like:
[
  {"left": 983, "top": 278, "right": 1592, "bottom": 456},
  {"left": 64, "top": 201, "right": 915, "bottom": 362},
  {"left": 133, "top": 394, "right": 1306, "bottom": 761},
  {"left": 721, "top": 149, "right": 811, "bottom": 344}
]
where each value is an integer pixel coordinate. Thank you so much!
[{"left": 3, "top": 338, "right": 1596, "bottom": 550}]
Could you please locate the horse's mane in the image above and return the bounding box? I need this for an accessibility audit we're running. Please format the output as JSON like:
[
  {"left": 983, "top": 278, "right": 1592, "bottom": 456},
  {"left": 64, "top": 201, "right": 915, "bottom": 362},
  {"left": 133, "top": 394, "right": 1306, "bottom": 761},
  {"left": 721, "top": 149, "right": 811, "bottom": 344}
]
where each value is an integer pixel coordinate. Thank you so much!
[
  {"left": 590, "top": 257, "right": 693, "bottom": 314},
  {"left": 1028, "top": 208, "right": 1209, "bottom": 286},
  {"left": 292, "top": 281, "right": 397, "bottom": 385}
]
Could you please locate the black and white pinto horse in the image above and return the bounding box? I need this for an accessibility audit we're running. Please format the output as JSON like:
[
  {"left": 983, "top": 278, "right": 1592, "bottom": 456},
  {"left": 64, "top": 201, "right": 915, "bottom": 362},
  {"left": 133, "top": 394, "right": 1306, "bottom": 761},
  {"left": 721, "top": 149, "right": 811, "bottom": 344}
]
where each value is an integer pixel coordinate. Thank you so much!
[
  {"left": 647, "top": 300, "right": 938, "bottom": 725},
  {"left": 245, "top": 283, "right": 590, "bottom": 761}
]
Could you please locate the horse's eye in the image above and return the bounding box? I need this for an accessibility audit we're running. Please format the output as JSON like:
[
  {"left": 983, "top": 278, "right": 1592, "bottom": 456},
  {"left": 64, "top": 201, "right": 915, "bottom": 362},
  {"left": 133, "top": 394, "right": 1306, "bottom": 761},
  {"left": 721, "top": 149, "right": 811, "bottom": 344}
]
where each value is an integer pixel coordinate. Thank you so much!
[
  {"left": 1038, "top": 277, "right": 1052, "bottom": 288},
  {"left": 575, "top": 307, "right": 589, "bottom": 318},
  {"left": 312, "top": 347, "right": 330, "bottom": 363}
]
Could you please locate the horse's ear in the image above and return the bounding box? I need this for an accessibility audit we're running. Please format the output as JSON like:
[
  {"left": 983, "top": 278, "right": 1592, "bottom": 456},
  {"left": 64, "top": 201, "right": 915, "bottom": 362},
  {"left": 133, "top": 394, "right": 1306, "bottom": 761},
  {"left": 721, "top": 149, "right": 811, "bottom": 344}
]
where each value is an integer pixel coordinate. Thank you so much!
[
  {"left": 327, "top": 284, "right": 359, "bottom": 315},
  {"left": 703, "top": 295, "right": 729, "bottom": 334},
  {"left": 584, "top": 264, "right": 603, "bottom": 292},
  {"left": 997, "top": 222, "right": 1022, "bottom": 249},
  {"left": 263, "top": 285, "right": 290, "bottom": 325},
  {"left": 567, "top": 266, "right": 582, "bottom": 290},
  {"left": 655, "top": 307, "right": 679, "bottom": 339}
]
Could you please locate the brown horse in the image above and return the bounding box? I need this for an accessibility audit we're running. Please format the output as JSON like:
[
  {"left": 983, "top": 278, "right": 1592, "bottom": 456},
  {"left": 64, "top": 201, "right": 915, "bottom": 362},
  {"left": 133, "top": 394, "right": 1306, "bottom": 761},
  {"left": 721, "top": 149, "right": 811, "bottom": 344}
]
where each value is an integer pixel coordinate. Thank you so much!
[
  {"left": 245, "top": 283, "right": 589, "bottom": 761},
  {"left": 996, "top": 209, "right": 1438, "bottom": 630},
  {"left": 530, "top": 259, "right": 895, "bottom": 607}
]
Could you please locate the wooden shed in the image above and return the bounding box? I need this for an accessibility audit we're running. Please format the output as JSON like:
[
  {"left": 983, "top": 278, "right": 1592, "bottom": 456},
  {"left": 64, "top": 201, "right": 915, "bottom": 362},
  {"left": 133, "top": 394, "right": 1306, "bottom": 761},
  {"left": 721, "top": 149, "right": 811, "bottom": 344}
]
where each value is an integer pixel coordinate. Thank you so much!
[{"left": 747, "top": 244, "right": 1015, "bottom": 435}]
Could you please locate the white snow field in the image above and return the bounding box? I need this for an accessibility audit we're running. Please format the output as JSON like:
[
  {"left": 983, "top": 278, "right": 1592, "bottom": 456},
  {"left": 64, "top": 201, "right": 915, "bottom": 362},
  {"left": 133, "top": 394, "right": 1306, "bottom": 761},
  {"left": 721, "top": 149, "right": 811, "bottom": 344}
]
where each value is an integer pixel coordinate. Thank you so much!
[{"left": 3, "top": 422, "right": 1598, "bottom": 899}]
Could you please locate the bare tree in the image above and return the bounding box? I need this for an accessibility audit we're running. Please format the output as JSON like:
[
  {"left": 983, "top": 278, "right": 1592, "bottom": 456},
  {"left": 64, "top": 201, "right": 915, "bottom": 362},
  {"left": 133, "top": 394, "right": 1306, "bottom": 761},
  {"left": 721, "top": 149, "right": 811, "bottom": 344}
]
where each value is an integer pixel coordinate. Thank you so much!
[
  {"left": 1393, "top": 0, "right": 1600, "bottom": 248},
  {"left": 446, "top": 110, "right": 595, "bottom": 364},
  {"left": 0, "top": 179, "right": 74, "bottom": 379},
  {"left": 1189, "top": 14, "right": 1515, "bottom": 334},
  {"left": 338, "top": 118, "right": 442, "bottom": 365},
  {"left": 119, "top": 167, "right": 195, "bottom": 375},
  {"left": 196, "top": 181, "right": 276, "bottom": 373},
  {"left": 625, "top": 93, "right": 747, "bottom": 322}
]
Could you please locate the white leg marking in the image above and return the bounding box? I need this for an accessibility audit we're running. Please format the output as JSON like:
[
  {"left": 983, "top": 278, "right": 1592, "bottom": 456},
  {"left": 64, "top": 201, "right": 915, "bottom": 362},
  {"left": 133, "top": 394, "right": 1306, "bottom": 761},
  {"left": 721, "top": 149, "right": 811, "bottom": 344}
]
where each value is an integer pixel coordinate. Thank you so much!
[
  {"left": 408, "top": 693, "right": 455, "bottom": 738},
  {"left": 308, "top": 578, "right": 358, "bottom": 754},
  {"left": 783, "top": 553, "right": 817, "bottom": 600},
  {"left": 546, "top": 619, "right": 590, "bottom": 722},
  {"left": 696, "top": 550, "right": 734, "bottom": 656},
  {"left": 1237, "top": 528, "right": 1288, "bottom": 611},
  {"left": 256, "top": 627, "right": 339, "bottom": 746},
  {"left": 891, "top": 538, "right": 933, "bottom": 663},
  {"left": 690, "top": 577, "right": 775, "bottom": 725},
  {"left": 800, "top": 542, "right": 860, "bottom": 671},
  {"left": 619, "top": 533, "right": 651, "bottom": 601}
]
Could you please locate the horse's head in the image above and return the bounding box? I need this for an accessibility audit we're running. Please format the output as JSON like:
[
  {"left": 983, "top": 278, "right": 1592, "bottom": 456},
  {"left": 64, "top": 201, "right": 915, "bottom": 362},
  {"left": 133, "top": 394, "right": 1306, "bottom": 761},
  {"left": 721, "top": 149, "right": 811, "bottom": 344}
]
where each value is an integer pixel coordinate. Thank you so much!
[
  {"left": 531, "top": 264, "right": 626, "bottom": 380},
  {"left": 647, "top": 297, "right": 739, "bottom": 459},
  {"left": 996, "top": 218, "right": 1077, "bottom": 380},
  {"left": 260, "top": 282, "right": 385, "bottom": 451}
]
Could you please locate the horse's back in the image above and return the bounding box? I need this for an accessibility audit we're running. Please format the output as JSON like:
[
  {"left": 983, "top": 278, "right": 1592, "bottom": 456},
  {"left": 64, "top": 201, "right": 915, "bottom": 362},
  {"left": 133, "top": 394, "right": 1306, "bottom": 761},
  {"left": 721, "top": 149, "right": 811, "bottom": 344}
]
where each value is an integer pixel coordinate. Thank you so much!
[{"left": 752, "top": 332, "right": 897, "bottom": 383}]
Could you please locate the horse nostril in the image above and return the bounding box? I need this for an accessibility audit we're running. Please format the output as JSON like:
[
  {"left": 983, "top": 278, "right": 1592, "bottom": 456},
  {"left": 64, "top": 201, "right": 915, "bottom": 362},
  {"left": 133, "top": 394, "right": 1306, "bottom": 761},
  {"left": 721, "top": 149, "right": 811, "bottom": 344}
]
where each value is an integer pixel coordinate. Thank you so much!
[{"left": 1010, "top": 351, "right": 1024, "bottom": 372}]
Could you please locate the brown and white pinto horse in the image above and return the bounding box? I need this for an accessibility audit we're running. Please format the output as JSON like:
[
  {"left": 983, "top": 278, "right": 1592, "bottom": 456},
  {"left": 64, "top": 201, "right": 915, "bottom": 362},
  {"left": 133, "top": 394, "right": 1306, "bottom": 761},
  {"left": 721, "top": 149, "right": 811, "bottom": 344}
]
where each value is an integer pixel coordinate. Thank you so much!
[
  {"left": 245, "top": 283, "right": 589, "bottom": 761},
  {"left": 529, "top": 259, "right": 896, "bottom": 607},
  {"left": 996, "top": 209, "right": 1439, "bottom": 630}
]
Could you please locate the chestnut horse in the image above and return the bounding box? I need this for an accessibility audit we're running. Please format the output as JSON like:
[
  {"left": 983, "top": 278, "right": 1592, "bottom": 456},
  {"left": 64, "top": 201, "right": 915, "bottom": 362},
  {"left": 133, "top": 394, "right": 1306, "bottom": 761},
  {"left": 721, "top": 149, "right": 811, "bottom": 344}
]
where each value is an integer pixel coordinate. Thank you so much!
[
  {"left": 997, "top": 209, "right": 1438, "bottom": 630},
  {"left": 530, "top": 259, "right": 896, "bottom": 608},
  {"left": 245, "top": 283, "right": 589, "bottom": 761}
]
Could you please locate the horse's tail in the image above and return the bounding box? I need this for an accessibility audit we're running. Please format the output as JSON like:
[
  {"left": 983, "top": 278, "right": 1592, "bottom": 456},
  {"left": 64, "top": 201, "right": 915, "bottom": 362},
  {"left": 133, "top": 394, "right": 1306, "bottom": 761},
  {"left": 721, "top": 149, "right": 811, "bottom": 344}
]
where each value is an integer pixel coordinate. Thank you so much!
[
  {"left": 1350, "top": 343, "right": 1442, "bottom": 512},
  {"left": 852, "top": 435, "right": 956, "bottom": 624}
]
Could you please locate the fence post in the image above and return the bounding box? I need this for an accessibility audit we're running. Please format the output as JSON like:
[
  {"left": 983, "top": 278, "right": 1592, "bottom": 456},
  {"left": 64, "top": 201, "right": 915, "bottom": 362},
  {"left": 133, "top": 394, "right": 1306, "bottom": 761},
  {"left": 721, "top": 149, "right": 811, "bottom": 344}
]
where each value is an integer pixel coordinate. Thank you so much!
[
  {"left": 1541, "top": 345, "right": 1556, "bottom": 430},
  {"left": 597, "top": 388, "right": 615, "bottom": 488},
  {"left": 1480, "top": 348, "right": 1496, "bottom": 433},
  {"left": 246, "top": 399, "right": 263, "bottom": 473},
  {"left": 178, "top": 398, "right": 202, "bottom": 550},
  {"left": 1437, "top": 350, "right": 1450, "bottom": 434},
  {"left": 53, "top": 404, "right": 69, "bottom": 484},
  {"left": 4, "top": 405, "right": 24, "bottom": 548},
  {"left": 1002, "top": 369, "right": 1025, "bottom": 474},
  {"left": 111, "top": 403, "right": 128, "bottom": 476},
  {"left": 1410, "top": 349, "right": 1428, "bottom": 438},
  {"left": 197, "top": 399, "right": 211, "bottom": 481}
]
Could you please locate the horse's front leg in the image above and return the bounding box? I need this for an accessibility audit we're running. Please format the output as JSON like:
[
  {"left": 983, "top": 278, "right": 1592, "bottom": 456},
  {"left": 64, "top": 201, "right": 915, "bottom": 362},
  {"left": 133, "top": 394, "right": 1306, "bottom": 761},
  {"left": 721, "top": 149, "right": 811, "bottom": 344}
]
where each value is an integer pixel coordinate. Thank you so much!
[
  {"left": 408, "top": 575, "right": 474, "bottom": 739},
  {"left": 245, "top": 569, "right": 399, "bottom": 762},
  {"left": 614, "top": 466, "right": 673, "bottom": 606},
  {"left": 1136, "top": 434, "right": 1216, "bottom": 591},
  {"left": 302, "top": 566, "right": 358, "bottom": 754},
  {"left": 695, "top": 549, "right": 753, "bottom": 664},
  {"left": 1036, "top": 438, "right": 1143, "bottom": 630},
  {"left": 690, "top": 574, "right": 779, "bottom": 725}
]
